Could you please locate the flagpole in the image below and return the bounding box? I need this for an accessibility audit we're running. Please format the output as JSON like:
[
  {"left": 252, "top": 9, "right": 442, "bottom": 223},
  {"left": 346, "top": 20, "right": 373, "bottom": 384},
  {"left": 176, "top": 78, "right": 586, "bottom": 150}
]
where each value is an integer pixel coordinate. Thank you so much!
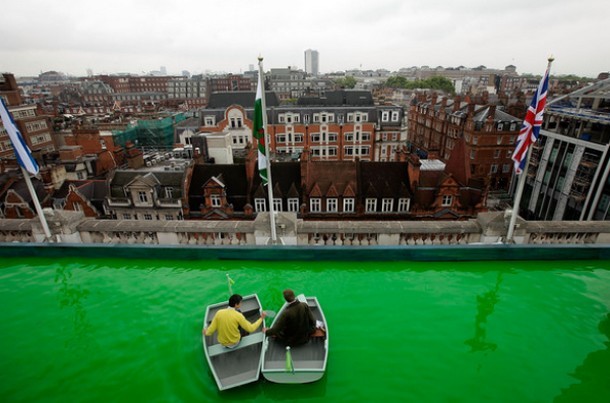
[
  {"left": 506, "top": 57, "right": 553, "bottom": 243},
  {"left": 0, "top": 98, "right": 52, "bottom": 241},
  {"left": 258, "top": 56, "right": 278, "bottom": 244},
  {"left": 21, "top": 167, "right": 52, "bottom": 240},
  {"left": 506, "top": 146, "right": 532, "bottom": 242}
]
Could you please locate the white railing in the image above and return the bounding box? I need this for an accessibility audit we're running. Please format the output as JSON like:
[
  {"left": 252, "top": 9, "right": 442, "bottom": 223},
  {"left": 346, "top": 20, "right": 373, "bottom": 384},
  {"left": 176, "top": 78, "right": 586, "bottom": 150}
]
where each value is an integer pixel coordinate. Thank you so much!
[{"left": 1, "top": 210, "right": 609, "bottom": 246}]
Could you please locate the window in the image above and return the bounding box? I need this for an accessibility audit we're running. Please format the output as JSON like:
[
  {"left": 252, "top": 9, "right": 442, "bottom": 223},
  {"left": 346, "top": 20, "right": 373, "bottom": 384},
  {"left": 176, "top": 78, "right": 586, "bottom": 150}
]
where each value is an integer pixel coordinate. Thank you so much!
[
  {"left": 123, "top": 213, "right": 132, "bottom": 220},
  {"left": 255, "top": 198, "right": 266, "bottom": 212},
  {"left": 442, "top": 195, "right": 453, "bottom": 206},
  {"left": 138, "top": 191, "right": 148, "bottom": 203},
  {"left": 365, "top": 198, "right": 377, "bottom": 213},
  {"left": 382, "top": 198, "right": 393, "bottom": 212},
  {"left": 398, "top": 198, "right": 410, "bottom": 212},
  {"left": 391, "top": 111, "right": 400, "bottom": 122},
  {"left": 211, "top": 194, "right": 221, "bottom": 207},
  {"left": 502, "top": 164, "right": 510, "bottom": 173},
  {"left": 204, "top": 116, "right": 215, "bottom": 126},
  {"left": 494, "top": 149, "right": 501, "bottom": 159},
  {"left": 144, "top": 213, "right": 153, "bottom": 220},
  {"left": 165, "top": 187, "right": 174, "bottom": 199},
  {"left": 381, "top": 111, "right": 390, "bottom": 121},
  {"left": 310, "top": 198, "right": 321, "bottom": 212},
  {"left": 273, "top": 198, "right": 282, "bottom": 212},
  {"left": 343, "top": 198, "right": 354, "bottom": 213},
  {"left": 490, "top": 164, "right": 498, "bottom": 173},
  {"left": 229, "top": 117, "right": 242, "bottom": 128},
  {"left": 470, "top": 150, "right": 476, "bottom": 159},
  {"left": 288, "top": 198, "right": 299, "bottom": 212},
  {"left": 327, "top": 198, "right": 338, "bottom": 212},
  {"left": 165, "top": 214, "right": 174, "bottom": 220}
]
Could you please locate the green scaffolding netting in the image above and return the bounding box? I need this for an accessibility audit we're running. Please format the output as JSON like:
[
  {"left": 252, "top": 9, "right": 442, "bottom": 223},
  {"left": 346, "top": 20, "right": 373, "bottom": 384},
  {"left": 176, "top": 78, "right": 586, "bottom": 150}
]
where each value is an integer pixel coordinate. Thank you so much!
[{"left": 112, "top": 114, "right": 186, "bottom": 149}]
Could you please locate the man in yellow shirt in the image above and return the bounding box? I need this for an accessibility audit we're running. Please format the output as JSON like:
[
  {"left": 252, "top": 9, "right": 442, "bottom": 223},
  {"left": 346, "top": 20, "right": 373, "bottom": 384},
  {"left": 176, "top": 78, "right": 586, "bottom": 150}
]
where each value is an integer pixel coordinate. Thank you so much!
[{"left": 204, "top": 294, "right": 266, "bottom": 347}]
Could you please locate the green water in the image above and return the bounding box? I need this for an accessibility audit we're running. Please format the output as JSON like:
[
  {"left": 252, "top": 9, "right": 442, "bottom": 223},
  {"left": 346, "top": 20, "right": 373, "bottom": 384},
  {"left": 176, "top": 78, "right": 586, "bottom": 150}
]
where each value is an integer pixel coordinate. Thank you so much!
[{"left": 0, "top": 258, "right": 609, "bottom": 403}]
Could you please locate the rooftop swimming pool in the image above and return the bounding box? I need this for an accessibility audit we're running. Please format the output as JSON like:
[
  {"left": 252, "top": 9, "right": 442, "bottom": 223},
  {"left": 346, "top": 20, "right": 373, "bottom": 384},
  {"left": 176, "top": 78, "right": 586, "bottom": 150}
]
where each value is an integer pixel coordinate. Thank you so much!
[{"left": 0, "top": 245, "right": 609, "bottom": 402}]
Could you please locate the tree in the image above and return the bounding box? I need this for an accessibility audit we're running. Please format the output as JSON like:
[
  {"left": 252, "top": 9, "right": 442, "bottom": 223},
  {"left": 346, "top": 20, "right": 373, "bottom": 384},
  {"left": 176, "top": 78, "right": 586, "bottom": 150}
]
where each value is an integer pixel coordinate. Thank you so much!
[
  {"left": 335, "top": 76, "right": 357, "bottom": 89},
  {"left": 384, "top": 75, "right": 455, "bottom": 95}
]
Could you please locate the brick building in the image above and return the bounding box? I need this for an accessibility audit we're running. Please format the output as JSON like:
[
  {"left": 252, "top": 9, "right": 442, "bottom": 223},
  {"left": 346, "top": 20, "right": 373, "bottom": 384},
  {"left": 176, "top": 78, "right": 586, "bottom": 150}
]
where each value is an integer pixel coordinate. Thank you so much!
[{"left": 409, "top": 94, "right": 521, "bottom": 191}]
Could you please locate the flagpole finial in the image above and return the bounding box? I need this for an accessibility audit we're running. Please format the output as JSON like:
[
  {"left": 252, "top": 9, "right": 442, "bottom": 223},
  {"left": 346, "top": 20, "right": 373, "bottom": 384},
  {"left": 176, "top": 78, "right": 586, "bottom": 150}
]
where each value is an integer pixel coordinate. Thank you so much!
[
  {"left": 548, "top": 55, "right": 555, "bottom": 63},
  {"left": 258, "top": 55, "right": 263, "bottom": 62}
]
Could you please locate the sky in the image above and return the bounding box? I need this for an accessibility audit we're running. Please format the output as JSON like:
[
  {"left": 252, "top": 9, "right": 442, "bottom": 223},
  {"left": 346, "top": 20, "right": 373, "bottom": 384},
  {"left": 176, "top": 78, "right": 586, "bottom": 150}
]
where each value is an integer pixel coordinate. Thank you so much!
[{"left": 1, "top": 0, "right": 609, "bottom": 78}]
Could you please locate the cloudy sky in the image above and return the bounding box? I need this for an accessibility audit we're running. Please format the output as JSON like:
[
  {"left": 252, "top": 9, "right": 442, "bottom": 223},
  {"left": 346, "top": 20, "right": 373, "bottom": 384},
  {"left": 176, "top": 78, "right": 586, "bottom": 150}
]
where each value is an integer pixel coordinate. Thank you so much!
[{"left": 1, "top": 0, "right": 608, "bottom": 78}]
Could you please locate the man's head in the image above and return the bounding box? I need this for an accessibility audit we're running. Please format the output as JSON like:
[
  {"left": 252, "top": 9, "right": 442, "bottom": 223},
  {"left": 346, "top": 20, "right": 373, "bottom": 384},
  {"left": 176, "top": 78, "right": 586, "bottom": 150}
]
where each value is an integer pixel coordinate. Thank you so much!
[
  {"left": 283, "top": 289, "right": 296, "bottom": 303},
  {"left": 229, "top": 294, "right": 243, "bottom": 307}
]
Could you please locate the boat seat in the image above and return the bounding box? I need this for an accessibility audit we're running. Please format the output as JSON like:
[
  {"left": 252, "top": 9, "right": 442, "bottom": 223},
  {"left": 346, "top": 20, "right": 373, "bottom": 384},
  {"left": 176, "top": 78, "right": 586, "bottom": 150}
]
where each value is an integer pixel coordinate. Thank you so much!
[
  {"left": 311, "top": 328, "right": 326, "bottom": 338},
  {"left": 207, "top": 332, "right": 264, "bottom": 357}
]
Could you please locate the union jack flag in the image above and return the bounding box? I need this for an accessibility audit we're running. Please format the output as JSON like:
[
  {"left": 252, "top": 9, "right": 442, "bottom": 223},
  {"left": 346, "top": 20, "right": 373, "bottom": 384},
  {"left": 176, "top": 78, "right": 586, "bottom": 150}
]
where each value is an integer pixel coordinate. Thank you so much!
[{"left": 511, "top": 65, "right": 551, "bottom": 174}]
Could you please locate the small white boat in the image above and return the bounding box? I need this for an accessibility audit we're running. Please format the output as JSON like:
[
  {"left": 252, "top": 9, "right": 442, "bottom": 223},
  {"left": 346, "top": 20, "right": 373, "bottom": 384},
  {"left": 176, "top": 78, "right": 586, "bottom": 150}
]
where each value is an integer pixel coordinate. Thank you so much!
[
  {"left": 262, "top": 295, "right": 329, "bottom": 384},
  {"left": 202, "top": 294, "right": 265, "bottom": 391}
]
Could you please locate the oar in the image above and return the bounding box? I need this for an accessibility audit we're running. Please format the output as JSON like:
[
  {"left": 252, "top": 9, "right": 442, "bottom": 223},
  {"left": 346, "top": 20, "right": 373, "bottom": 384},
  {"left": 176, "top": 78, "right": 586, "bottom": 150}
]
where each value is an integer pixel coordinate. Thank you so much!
[
  {"left": 263, "top": 310, "right": 276, "bottom": 319},
  {"left": 262, "top": 310, "right": 275, "bottom": 331}
]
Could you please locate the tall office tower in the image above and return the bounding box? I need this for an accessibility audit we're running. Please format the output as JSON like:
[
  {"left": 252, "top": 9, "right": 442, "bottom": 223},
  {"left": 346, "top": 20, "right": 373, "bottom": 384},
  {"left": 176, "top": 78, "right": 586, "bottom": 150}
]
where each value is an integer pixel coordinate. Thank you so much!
[{"left": 304, "top": 49, "right": 319, "bottom": 76}]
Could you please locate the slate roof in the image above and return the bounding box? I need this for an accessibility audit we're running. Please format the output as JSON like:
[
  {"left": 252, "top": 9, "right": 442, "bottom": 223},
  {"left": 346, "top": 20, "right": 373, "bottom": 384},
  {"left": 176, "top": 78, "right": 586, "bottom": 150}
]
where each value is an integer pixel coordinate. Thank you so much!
[
  {"left": 190, "top": 164, "right": 250, "bottom": 211},
  {"left": 109, "top": 171, "right": 185, "bottom": 198},
  {"left": 472, "top": 106, "right": 520, "bottom": 122},
  {"left": 52, "top": 180, "right": 108, "bottom": 212},
  {"left": 297, "top": 90, "right": 374, "bottom": 106},
  {"left": 3, "top": 176, "right": 47, "bottom": 207},
  {"left": 359, "top": 162, "right": 412, "bottom": 199},
  {"left": 207, "top": 92, "right": 279, "bottom": 109},
  {"left": 301, "top": 161, "right": 358, "bottom": 197}
]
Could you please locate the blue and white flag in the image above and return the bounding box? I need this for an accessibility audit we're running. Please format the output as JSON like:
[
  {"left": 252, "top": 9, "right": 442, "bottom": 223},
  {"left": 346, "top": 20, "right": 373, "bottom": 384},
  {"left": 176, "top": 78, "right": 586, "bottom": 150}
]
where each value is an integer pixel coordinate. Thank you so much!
[{"left": 0, "top": 98, "right": 39, "bottom": 175}]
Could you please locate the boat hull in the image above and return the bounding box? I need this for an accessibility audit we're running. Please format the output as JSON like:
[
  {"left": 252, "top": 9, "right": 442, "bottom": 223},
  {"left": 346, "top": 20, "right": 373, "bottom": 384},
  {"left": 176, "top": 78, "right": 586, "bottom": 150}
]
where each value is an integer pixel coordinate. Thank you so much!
[
  {"left": 262, "top": 296, "right": 328, "bottom": 384},
  {"left": 203, "top": 294, "right": 264, "bottom": 391}
]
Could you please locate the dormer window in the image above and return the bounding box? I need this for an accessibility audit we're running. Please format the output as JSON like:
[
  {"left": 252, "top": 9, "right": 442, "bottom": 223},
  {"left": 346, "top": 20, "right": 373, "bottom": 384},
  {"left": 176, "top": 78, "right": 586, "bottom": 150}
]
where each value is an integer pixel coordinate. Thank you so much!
[
  {"left": 365, "top": 198, "right": 377, "bottom": 213},
  {"left": 211, "top": 194, "right": 221, "bottom": 207}
]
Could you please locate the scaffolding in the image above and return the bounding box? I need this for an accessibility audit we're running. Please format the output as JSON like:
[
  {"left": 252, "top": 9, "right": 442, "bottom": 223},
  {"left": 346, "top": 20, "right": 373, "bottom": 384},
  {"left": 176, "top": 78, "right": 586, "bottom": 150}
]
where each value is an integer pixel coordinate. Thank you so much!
[{"left": 112, "top": 113, "right": 186, "bottom": 149}]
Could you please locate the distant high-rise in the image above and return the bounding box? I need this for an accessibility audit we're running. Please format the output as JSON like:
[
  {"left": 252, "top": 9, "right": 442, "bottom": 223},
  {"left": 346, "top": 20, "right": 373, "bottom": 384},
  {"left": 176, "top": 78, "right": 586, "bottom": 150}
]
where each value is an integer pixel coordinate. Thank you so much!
[{"left": 304, "top": 49, "right": 319, "bottom": 76}]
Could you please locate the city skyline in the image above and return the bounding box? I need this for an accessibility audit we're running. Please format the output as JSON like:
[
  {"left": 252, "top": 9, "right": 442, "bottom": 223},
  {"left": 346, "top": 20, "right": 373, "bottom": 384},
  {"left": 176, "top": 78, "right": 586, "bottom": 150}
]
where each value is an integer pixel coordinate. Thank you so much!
[{"left": 0, "top": 0, "right": 608, "bottom": 78}]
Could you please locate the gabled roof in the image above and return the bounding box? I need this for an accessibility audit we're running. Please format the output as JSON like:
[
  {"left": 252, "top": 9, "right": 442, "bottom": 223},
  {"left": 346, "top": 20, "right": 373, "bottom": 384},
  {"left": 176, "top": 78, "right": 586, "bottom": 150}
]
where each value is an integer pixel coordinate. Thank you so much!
[
  {"left": 359, "top": 161, "right": 412, "bottom": 198},
  {"left": 127, "top": 172, "right": 161, "bottom": 188},
  {"left": 302, "top": 161, "right": 357, "bottom": 197},
  {"left": 190, "top": 164, "right": 249, "bottom": 210},
  {"left": 473, "top": 106, "right": 520, "bottom": 122},
  {"left": 444, "top": 137, "right": 470, "bottom": 186},
  {"left": 109, "top": 170, "right": 185, "bottom": 198}
]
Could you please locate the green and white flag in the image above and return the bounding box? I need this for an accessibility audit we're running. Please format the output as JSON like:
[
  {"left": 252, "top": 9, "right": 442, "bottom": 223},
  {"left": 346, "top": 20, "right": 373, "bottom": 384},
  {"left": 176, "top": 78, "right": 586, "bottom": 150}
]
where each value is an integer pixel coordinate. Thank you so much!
[{"left": 253, "top": 72, "right": 268, "bottom": 186}]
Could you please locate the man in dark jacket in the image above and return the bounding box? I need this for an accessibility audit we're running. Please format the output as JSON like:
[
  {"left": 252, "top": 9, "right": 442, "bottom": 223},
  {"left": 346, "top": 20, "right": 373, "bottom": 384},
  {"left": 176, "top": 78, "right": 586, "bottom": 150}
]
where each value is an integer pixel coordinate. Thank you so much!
[{"left": 266, "top": 289, "right": 315, "bottom": 347}]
